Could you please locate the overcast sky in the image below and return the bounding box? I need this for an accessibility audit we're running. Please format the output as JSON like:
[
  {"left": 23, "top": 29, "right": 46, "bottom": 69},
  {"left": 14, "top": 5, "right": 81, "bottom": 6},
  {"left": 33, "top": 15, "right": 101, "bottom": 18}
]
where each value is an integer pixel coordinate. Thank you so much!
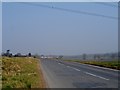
[{"left": 2, "top": 2, "right": 118, "bottom": 55}]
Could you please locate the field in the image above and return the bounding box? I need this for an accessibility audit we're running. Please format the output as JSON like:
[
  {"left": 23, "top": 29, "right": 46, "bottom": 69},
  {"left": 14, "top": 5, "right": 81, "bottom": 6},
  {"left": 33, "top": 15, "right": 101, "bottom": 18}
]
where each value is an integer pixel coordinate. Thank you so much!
[
  {"left": 2, "top": 57, "right": 46, "bottom": 89},
  {"left": 65, "top": 60, "right": 120, "bottom": 70}
]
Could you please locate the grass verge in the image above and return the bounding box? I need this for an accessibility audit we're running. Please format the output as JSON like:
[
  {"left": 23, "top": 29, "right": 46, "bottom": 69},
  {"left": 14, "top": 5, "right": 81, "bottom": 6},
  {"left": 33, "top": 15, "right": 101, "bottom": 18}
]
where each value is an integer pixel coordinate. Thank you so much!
[
  {"left": 2, "top": 57, "right": 46, "bottom": 89},
  {"left": 64, "top": 60, "right": 120, "bottom": 70}
]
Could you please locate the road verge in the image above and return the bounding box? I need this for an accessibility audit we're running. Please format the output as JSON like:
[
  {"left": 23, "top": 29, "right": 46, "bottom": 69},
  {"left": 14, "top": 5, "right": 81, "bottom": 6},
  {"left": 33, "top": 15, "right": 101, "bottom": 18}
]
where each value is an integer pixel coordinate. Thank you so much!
[{"left": 2, "top": 57, "right": 46, "bottom": 89}]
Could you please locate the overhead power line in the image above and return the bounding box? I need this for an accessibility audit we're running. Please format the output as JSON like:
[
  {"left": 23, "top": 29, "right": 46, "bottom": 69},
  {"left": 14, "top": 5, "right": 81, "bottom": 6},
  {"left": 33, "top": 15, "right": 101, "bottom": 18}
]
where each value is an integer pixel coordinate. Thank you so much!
[
  {"left": 93, "top": 2, "right": 119, "bottom": 8},
  {"left": 18, "top": 2, "right": 118, "bottom": 20}
]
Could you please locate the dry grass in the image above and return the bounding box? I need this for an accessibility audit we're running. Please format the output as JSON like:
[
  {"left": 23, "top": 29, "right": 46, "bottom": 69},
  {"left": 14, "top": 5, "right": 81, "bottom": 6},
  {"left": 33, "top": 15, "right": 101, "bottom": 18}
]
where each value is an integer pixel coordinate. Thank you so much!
[{"left": 2, "top": 57, "right": 46, "bottom": 89}]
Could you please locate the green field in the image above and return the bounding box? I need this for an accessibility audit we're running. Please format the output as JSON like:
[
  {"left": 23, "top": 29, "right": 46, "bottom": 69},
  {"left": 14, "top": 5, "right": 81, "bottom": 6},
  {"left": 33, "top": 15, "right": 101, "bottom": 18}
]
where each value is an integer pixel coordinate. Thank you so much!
[
  {"left": 65, "top": 60, "right": 120, "bottom": 70},
  {"left": 2, "top": 57, "right": 45, "bottom": 89}
]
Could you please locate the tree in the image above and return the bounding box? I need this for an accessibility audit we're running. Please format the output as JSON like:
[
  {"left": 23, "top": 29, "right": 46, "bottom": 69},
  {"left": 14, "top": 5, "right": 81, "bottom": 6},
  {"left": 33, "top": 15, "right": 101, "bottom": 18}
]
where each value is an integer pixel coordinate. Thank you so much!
[
  {"left": 34, "top": 54, "right": 40, "bottom": 58},
  {"left": 1, "top": 52, "right": 6, "bottom": 56},
  {"left": 17, "top": 53, "right": 21, "bottom": 57},
  {"left": 14, "top": 53, "right": 21, "bottom": 57},
  {"left": 6, "top": 50, "right": 10, "bottom": 56},
  {"left": 2, "top": 50, "right": 13, "bottom": 57},
  {"left": 6, "top": 50, "right": 10, "bottom": 54},
  {"left": 28, "top": 53, "right": 31, "bottom": 57},
  {"left": 9, "top": 53, "right": 12, "bottom": 57}
]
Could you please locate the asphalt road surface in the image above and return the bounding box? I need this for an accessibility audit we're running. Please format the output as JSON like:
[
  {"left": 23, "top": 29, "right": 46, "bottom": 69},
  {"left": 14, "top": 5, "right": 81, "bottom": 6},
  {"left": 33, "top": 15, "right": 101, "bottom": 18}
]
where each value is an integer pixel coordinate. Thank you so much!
[{"left": 40, "top": 59, "right": 119, "bottom": 88}]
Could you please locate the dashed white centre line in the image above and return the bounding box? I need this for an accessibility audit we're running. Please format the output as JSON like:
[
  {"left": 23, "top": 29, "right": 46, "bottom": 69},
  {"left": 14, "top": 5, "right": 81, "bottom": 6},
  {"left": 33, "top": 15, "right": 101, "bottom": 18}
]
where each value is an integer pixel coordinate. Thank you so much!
[
  {"left": 66, "top": 66, "right": 81, "bottom": 71},
  {"left": 66, "top": 66, "right": 71, "bottom": 68},
  {"left": 70, "top": 67, "right": 81, "bottom": 71},
  {"left": 84, "top": 72, "right": 109, "bottom": 80},
  {"left": 73, "top": 68, "right": 81, "bottom": 71},
  {"left": 58, "top": 63, "right": 64, "bottom": 65},
  {"left": 58, "top": 63, "right": 109, "bottom": 81}
]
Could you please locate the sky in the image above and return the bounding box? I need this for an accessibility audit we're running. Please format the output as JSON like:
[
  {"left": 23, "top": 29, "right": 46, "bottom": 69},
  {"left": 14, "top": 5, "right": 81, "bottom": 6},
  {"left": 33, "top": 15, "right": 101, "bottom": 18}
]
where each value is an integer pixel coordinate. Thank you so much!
[
  {"left": 0, "top": 2, "right": 2, "bottom": 54},
  {"left": 2, "top": 2, "right": 118, "bottom": 55},
  {"left": 1, "top": 0, "right": 120, "bottom": 2}
]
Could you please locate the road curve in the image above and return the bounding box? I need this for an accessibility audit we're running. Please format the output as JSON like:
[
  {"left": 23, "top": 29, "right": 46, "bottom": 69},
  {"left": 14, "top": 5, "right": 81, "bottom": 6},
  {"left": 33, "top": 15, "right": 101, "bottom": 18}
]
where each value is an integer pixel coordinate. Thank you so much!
[{"left": 40, "top": 59, "right": 119, "bottom": 88}]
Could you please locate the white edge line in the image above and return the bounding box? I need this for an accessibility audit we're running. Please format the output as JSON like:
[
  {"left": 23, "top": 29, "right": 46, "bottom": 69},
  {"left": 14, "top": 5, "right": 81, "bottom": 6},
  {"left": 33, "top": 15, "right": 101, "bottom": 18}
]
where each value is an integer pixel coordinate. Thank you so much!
[
  {"left": 85, "top": 72, "right": 109, "bottom": 80},
  {"left": 72, "top": 62, "right": 119, "bottom": 72}
]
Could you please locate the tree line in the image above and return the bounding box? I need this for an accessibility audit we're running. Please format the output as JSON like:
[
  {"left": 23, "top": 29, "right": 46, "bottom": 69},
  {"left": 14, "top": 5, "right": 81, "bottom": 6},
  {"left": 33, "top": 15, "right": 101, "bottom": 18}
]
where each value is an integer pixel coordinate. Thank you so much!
[{"left": 2, "top": 50, "right": 32, "bottom": 57}]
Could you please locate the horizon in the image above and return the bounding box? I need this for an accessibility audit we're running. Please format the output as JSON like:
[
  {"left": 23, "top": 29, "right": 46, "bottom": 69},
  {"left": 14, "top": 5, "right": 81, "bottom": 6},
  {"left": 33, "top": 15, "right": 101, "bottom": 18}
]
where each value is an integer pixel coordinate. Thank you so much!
[{"left": 1, "top": 49, "right": 118, "bottom": 56}]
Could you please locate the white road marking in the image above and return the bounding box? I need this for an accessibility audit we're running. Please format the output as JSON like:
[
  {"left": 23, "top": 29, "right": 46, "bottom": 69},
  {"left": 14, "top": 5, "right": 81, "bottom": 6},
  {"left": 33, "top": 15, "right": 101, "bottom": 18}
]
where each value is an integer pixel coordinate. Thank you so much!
[
  {"left": 73, "top": 62, "right": 119, "bottom": 72},
  {"left": 87, "top": 64, "right": 119, "bottom": 71},
  {"left": 59, "top": 63, "right": 81, "bottom": 71},
  {"left": 84, "top": 72, "right": 109, "bottom": 80},
  {"left": 58, "top": 63, "right": 64, "bottom": 65},
  {"left": 66, "top": 66, "right": 71, "bottom": 68},
  {"left": 59, "top": 62, "right": 109, "bottom": 80},
  {"left": 73, "top": 68, "right": 81, "bottom": 71},
  {"left": 66, "top": 66, "right": 81, "bottom": 71}
]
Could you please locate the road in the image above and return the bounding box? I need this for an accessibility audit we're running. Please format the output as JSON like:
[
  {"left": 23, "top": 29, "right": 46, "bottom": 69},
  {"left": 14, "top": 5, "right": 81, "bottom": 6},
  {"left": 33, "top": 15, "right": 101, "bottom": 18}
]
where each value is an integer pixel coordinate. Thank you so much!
[{"left": 40, "top": 59, "right": 119, "bottom": 88}]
